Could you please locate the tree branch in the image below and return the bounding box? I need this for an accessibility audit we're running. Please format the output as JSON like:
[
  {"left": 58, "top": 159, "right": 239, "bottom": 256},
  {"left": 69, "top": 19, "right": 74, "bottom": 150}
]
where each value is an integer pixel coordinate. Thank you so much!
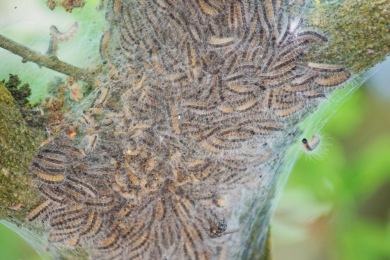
[{"left": 0, "top": 34, "right": 95, "bottom": 86}]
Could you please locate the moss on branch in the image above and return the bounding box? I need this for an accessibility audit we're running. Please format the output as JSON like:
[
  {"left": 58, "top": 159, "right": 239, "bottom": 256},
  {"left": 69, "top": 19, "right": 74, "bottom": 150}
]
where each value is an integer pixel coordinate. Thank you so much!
[
  {"left": 307, "top": 0, "right": 390, "bottom": 73},
  {"left": 0, "top": 82, "right": 44, "bottom": 221}
]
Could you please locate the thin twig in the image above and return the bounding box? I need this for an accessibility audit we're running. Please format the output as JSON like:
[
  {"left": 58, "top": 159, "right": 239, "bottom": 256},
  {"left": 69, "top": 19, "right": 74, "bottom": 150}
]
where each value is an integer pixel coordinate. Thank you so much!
[{"left": 0, "top": 33, "right": 95, "bottom": 86}]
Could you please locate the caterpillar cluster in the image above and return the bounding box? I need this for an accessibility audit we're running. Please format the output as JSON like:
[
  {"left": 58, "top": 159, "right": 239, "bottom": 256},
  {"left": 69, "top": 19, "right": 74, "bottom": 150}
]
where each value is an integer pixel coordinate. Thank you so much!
[{"left": 30, "top": 0, "right": 350, "bottom": 259}]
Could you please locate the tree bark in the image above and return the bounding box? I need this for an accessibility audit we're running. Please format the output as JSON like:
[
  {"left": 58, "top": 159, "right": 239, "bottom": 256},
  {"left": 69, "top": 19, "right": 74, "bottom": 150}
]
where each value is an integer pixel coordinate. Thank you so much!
[{"left": 0, "top": 0, "right": 388, "bottom": 259}]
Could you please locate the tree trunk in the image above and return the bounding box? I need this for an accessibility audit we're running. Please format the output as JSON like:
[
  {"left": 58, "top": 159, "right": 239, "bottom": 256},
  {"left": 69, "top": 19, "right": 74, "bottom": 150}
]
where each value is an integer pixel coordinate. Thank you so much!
[{"left": 0, "top": 0, "right": 388, "bottom": 259}]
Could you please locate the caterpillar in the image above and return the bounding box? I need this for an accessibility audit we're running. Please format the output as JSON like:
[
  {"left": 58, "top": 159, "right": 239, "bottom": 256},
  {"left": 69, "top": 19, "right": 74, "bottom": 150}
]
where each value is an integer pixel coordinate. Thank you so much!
[
  {"left": 28, "top": 200, "right": 52, "bottom": 221},
  {"left": 302, "top": 135, "right": 321, "bottom": 152},
  {"left": 50, "top": 22, "right": 79, "bottom": 42},
  {"left": 46, "top": 22, "right": 79, "bottom": 56}
]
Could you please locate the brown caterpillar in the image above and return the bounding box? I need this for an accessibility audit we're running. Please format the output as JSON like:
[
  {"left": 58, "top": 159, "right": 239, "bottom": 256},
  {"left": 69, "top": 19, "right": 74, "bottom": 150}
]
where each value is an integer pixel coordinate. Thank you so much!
[
  {"left": 28, "top": 200, "right": 52, "bottom": 221},
  {"left": 315, "top": 71, "right": 351, "bottom": 87},
  {"left": 302, "top": 135, "right": 321, "bottom": 152}
]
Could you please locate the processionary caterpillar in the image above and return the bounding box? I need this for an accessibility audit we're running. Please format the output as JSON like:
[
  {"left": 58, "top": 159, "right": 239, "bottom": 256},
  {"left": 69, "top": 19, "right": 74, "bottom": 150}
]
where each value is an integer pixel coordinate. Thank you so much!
[
  {"left": 47, "top": 22, "right": 79, "bottom": 56},
  {"left": 302, "top": 135, "right": 321, "bottom": 152},
  {"left": 50, "top": 22, "right": 79, "bottom": 42}
]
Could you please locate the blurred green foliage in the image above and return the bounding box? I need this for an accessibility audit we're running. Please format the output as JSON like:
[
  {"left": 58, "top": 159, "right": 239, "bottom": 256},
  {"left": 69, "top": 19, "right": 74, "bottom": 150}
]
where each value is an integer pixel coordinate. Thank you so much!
[
  {"left": 274, "top": 81, "right": 390, "bottom": 260},
  {"left": 0, "top": 223, "right": 40, "bottom": 260}
]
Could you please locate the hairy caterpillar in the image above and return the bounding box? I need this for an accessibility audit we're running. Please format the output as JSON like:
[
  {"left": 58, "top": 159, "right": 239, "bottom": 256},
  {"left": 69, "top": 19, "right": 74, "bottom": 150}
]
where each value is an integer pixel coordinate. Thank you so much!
[
  {"left": 28, "top": 200, "right": 52, "bottom": 221},
  {"left": 46, "top": 22, "right": 79, "bottom": 56},
  {"left": 50, "top": 22, "right": 79, "bottom": 42},
  {"left": 302, "top": 135, "right": 321, "bottom": 152}
]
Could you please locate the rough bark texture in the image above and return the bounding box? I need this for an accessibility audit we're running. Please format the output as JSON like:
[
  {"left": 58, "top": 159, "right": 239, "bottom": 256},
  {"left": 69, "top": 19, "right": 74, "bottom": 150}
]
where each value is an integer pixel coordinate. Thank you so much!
[{"left": 0, "top": 0, "right": 388, "bottom": 259}]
